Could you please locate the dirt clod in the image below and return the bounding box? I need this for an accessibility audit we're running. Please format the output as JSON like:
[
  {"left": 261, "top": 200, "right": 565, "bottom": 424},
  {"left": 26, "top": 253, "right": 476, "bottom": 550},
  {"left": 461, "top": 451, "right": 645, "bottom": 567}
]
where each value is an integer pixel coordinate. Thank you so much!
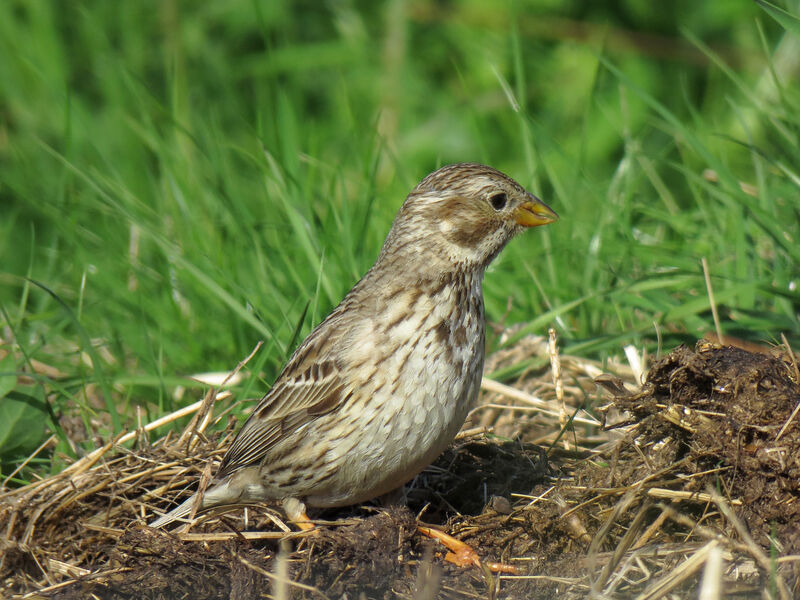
[{"left": 614, "top": 343, "right": 800, "bottom": 554}]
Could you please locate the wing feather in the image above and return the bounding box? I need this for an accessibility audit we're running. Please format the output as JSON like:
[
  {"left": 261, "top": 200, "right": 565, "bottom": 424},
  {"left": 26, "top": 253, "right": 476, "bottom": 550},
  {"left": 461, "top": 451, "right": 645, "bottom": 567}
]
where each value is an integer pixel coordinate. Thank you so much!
[{"left": 216, "top": 357, "right": 348, "bottom": 478}]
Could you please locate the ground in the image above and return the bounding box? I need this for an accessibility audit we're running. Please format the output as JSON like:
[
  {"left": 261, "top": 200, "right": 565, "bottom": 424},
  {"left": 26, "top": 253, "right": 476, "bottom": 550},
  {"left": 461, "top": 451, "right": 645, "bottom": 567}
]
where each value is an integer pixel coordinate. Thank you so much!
[{"left": 1, "top": 341, "right": 799, "bottom": 599}]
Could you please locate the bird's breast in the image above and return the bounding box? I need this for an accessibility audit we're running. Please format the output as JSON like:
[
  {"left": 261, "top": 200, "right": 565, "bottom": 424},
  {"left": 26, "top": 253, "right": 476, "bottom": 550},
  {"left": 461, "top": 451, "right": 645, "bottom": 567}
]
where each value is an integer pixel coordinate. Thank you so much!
[{"left": 310, "top": 272, "right": 485, "bottom": 506}]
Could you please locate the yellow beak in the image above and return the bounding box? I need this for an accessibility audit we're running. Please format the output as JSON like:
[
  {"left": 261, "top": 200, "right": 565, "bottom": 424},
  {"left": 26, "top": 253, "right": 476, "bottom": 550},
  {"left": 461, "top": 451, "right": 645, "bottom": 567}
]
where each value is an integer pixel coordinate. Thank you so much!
[{"left": 514, "top": 197, "right": 559, "bottom": 228}]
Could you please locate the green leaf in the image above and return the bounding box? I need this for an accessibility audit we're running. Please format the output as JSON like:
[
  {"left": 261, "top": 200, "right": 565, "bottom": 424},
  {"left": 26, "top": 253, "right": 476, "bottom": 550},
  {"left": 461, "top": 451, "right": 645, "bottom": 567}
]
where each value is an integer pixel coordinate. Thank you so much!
[
  {"left": 755, "top": 0, "right": 800, "bottom": 40},
  {"left": 0, "top": 390, "right": 47, "bottom": 458},
  {"left": 0, "top": 353, "right": 15, "bottom": 399}
]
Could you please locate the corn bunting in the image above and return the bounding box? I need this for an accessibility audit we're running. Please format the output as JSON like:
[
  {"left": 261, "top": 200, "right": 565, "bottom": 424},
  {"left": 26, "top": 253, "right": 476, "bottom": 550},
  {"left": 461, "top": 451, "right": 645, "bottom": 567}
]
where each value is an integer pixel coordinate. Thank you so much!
[{"left": 150, "top": 163, "right": 558, "bottom": 529}]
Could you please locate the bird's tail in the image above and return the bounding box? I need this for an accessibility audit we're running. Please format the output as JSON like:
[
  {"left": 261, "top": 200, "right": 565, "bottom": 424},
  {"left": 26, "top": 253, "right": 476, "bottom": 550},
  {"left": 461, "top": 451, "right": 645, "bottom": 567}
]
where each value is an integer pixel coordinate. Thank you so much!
[
  {"left": 149, "top": 493, "right": 199, "bottom": 528},
  {"left": 149, "top": 482, "right": 234, "bottom": 528}
]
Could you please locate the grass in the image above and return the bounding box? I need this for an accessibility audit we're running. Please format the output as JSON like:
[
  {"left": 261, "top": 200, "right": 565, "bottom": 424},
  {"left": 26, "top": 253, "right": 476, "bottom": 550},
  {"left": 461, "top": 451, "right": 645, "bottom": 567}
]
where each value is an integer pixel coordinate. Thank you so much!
[{"left": 1, "top": 1, "right": 799, "bottom": 476}]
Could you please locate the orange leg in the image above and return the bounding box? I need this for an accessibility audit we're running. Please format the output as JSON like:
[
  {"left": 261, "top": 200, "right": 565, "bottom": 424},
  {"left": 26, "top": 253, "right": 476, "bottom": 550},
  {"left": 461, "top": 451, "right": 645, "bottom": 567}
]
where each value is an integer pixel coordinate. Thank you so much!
[
  {"left": 293, "top": 515, "right": 316, "bottom": 531},
  {"left": 282, "top": 497, "right": 316, "bottom": 531},
  {"left": 417, "top": 525, "right": 519, "bottom": 574}
]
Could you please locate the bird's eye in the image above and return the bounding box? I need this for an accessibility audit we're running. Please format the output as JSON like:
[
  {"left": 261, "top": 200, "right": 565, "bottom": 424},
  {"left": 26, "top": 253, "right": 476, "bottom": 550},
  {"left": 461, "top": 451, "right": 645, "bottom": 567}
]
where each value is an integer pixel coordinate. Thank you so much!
[{"left": 489, "top": 192, "right": 508, "bottom": 211}]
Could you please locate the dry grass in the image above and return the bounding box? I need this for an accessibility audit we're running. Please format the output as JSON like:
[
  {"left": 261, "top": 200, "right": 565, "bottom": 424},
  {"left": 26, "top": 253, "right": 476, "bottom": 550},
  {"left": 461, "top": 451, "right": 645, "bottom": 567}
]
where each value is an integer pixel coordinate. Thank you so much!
[{"left": 1, "top": 335, "right": 799, "bottom": 599}]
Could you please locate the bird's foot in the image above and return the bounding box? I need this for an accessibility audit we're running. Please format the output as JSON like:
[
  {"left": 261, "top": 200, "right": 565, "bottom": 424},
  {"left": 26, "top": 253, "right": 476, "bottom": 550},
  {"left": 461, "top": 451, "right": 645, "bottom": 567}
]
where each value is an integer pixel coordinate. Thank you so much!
[
  {"left": 417, "top": 525, "right": 519, "bottom": 574},
  {"left": 282, "top": 497, "right": 316, "bottom": 531}
]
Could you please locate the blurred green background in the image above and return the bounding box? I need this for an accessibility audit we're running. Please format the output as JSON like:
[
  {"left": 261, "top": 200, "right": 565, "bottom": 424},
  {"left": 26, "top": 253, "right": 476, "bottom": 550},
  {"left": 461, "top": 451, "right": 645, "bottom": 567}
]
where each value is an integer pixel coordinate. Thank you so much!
[{"left": 1, "top": 1, "right": 799, "bottom": 472}]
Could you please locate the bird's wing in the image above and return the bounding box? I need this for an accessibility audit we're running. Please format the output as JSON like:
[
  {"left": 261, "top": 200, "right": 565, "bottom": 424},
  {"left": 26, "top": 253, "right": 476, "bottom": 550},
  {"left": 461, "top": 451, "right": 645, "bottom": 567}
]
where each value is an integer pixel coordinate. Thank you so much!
[
  {"left": 216, "top": 320, "right": 356, "bottom": 479},
  {"left": 215, "top": 274, "right": 380, "bottom": 479}
]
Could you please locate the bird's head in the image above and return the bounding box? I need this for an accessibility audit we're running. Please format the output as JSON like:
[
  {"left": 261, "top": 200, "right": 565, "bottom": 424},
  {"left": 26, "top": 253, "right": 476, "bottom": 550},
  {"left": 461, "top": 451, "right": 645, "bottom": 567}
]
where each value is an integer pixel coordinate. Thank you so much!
[{"left": 379, "top": 163, "right": 558, "bottom": 272}]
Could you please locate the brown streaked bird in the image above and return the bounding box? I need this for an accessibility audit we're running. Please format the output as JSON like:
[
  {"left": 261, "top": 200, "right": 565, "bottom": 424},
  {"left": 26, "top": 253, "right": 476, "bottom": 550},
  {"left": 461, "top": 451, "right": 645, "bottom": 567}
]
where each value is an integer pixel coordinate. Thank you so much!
[{"left": 150, "top": 163, "right": 558, "bottom": 541}]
